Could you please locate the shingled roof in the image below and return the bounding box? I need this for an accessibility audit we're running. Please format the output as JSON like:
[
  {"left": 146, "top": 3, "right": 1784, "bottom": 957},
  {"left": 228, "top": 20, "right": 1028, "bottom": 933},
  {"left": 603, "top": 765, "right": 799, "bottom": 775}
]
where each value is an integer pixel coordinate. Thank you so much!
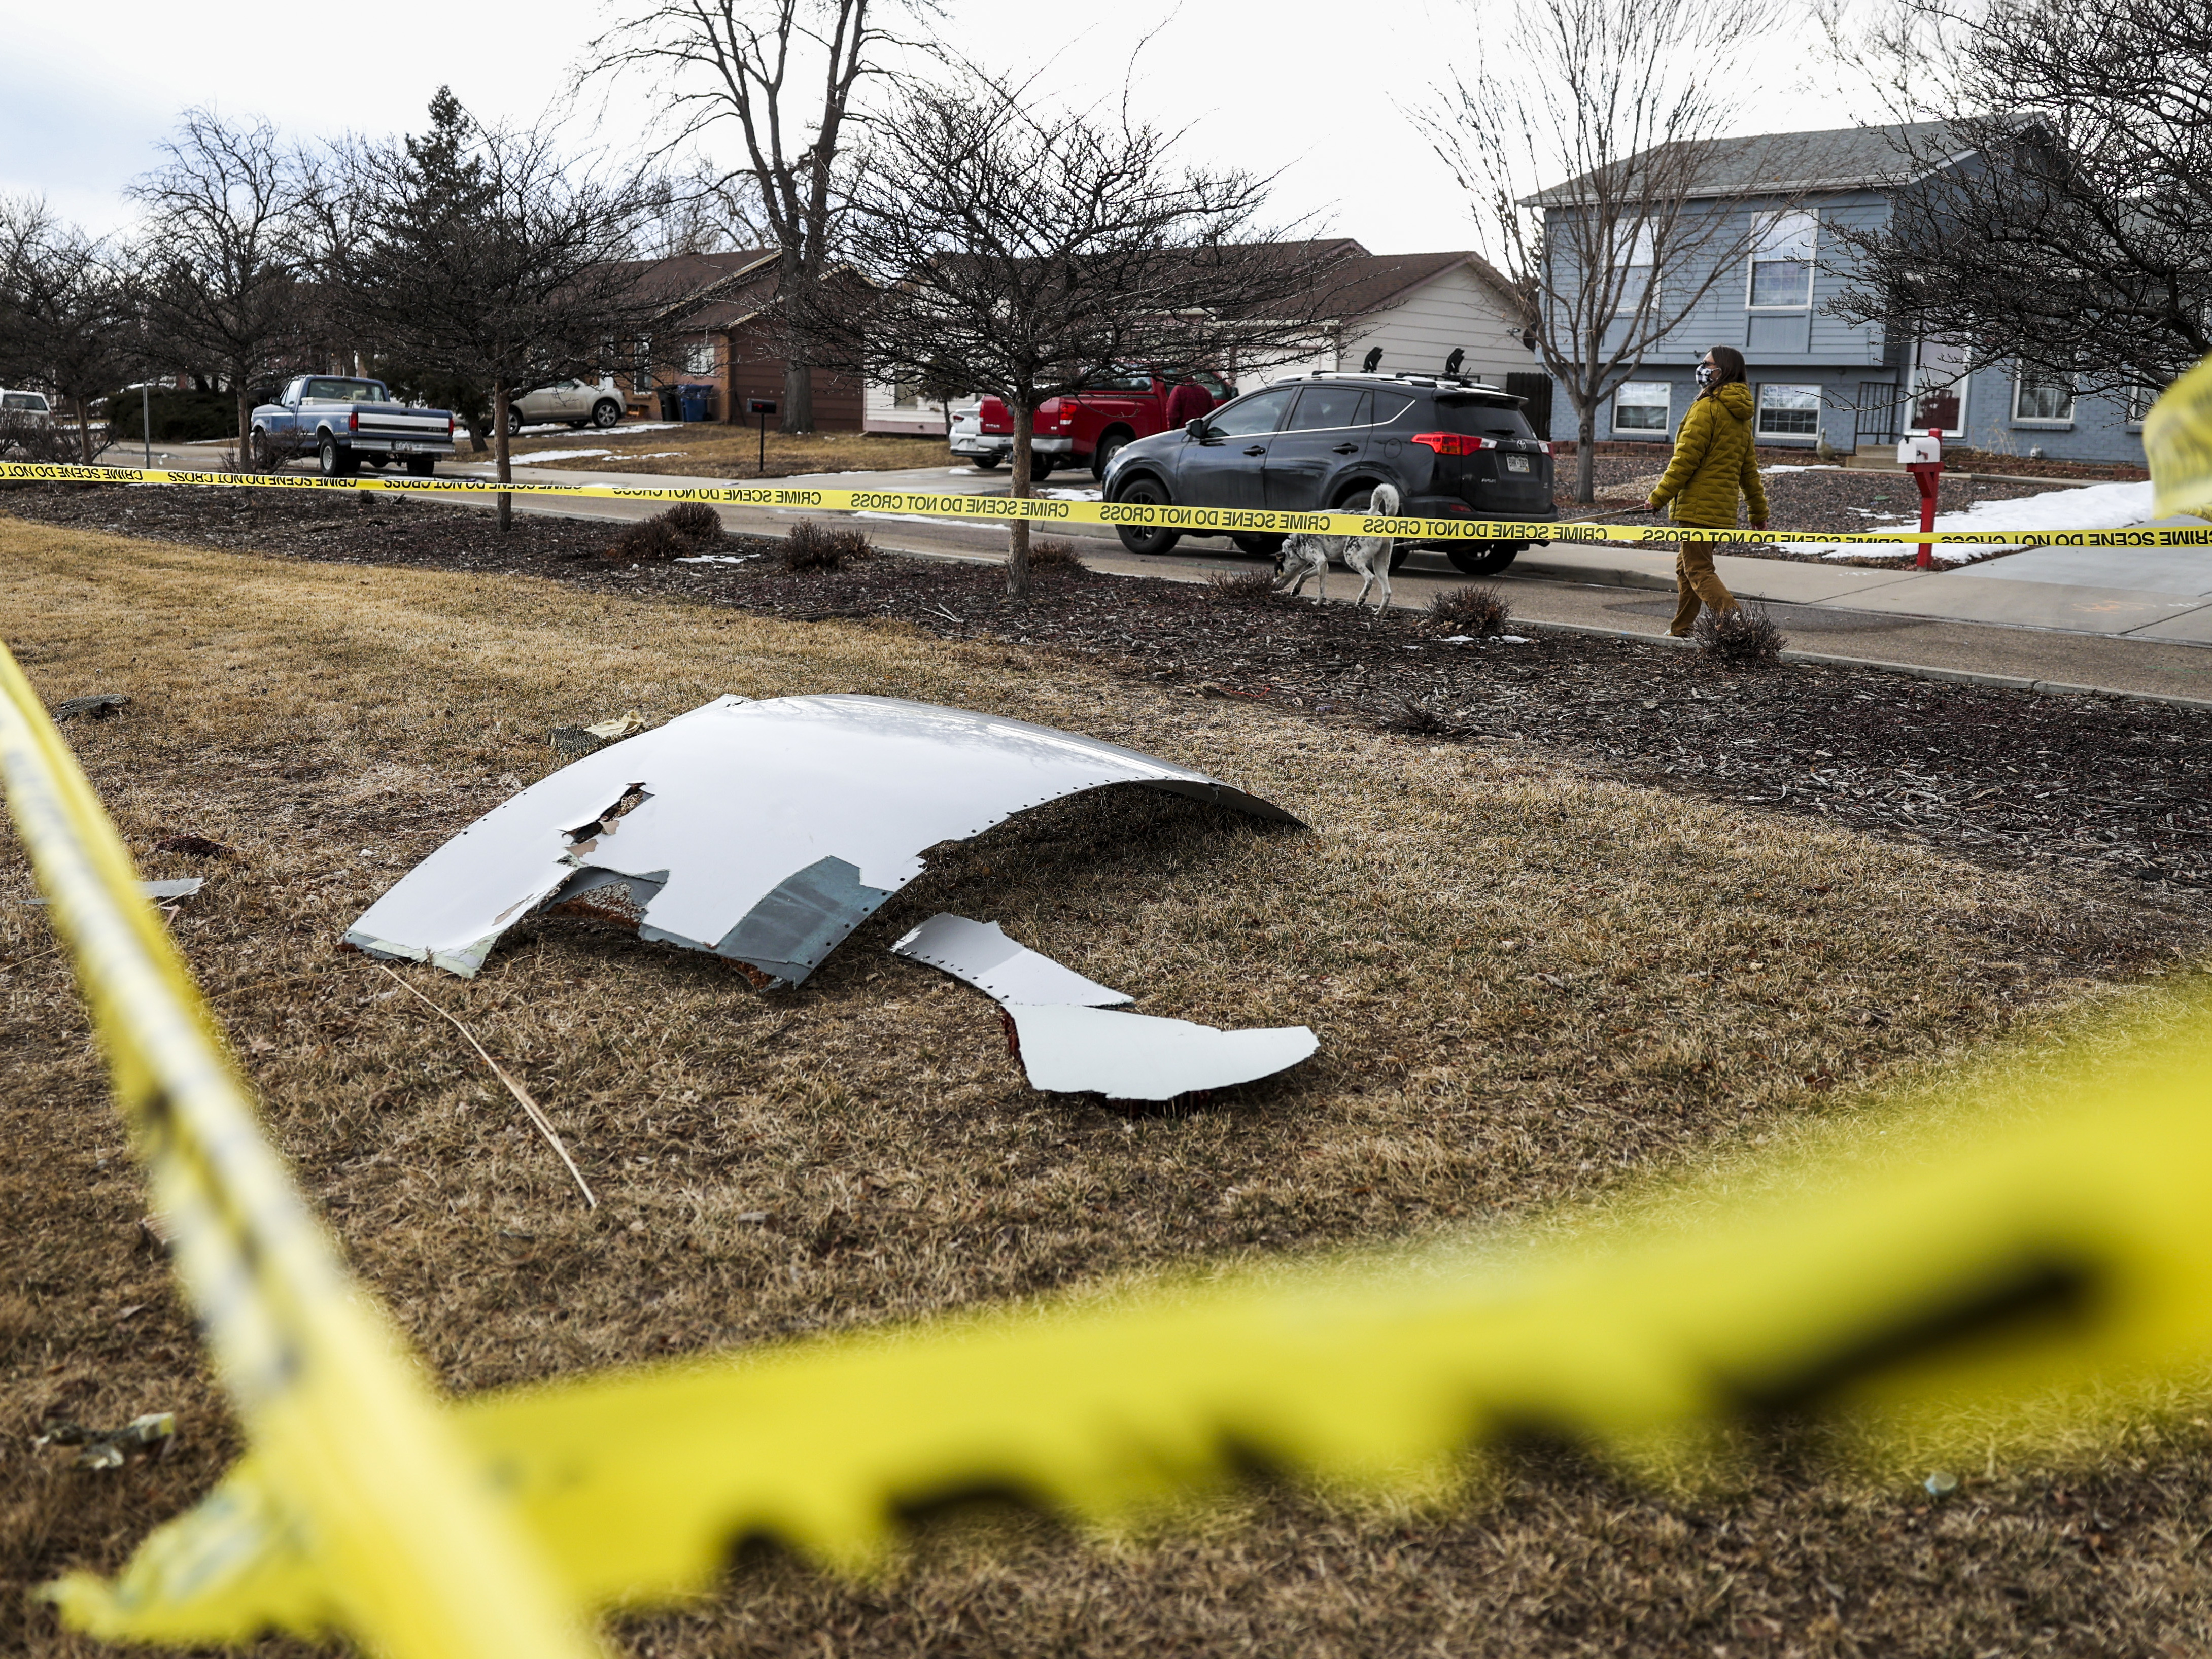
[{"left": 1525, "top": 119, "right": 1970, "bottom": 206}]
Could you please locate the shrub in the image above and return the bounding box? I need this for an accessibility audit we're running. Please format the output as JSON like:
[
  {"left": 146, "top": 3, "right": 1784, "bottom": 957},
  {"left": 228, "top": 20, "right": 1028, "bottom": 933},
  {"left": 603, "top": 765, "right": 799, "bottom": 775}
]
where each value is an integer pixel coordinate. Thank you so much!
[
  {"left": 103, "top": 387, "right": 237, "bottom": 444},
  {"left": 661, "top": 500, "right": 723, "bottom": 544},
  {"left": 599, "top": 503, "right": 726, "bottom": 562},
  {"left": 1427, "top": 583, "right": 1510, "bottom": 635},
  {"left": 1382, "top": 697, "right": 1471, "bottom": 738},
  {"left": 1027, "top": 538, "right": 1087, "bottom": 572},
  {"left": 1205, "top": 567, "right": 1281, "bottom": 603},
  {"left": 602, "top": 517, "right": 683, "bottom": 562},
  {"left": 785, "top": 520, "right": 873, "bottom": 571},
  {"left": 1693, "top": 603, "right": 1788, "bottom": 666}
]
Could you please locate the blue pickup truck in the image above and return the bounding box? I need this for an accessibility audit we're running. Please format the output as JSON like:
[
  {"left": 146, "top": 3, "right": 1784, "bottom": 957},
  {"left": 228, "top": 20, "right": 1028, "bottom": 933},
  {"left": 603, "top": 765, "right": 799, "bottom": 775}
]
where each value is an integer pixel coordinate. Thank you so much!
[{"left": 249, "top": 375, "right": 456, "bottom": 476}]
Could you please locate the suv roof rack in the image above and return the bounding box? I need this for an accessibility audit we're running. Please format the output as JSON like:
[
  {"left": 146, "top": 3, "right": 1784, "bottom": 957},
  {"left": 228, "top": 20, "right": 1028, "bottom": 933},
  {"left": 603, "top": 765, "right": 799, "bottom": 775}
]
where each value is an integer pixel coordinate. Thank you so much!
[{"left": 1287, "top": 368, "right": 1516, "bottom": 397}]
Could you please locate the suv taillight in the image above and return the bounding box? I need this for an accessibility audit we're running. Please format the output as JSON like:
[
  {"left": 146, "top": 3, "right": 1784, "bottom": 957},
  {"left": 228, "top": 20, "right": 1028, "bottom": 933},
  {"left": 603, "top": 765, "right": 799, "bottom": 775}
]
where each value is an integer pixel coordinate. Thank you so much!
[
  {"left": 348, "top": 410, "right": 358, "bottom": 433},
  {"left": 1409, "top": 431, "right": 1495, "bottom": 455}
]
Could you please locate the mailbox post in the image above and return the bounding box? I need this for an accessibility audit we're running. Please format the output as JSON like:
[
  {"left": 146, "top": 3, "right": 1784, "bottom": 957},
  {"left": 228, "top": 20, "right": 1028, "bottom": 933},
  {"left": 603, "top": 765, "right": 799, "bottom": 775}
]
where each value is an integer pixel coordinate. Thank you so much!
[
  {"left": 1897, "top": 427, "right": 1944, "bottom": 570},
  {"left": 746, "top": 397, "right": 778, "bottom": 475}
]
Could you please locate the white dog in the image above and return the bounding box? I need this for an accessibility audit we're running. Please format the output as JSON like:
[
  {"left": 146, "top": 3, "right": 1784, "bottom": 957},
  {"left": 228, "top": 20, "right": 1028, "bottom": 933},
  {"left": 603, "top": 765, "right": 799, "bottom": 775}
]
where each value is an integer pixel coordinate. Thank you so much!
[{"left": 1274, "top": 482, "right": 1401, "bottom": 610}]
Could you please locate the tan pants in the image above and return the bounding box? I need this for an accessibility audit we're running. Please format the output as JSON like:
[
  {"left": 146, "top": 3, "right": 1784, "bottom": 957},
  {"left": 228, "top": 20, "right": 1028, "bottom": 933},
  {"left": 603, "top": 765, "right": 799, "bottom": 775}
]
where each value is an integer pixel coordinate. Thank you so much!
[{"left": 1671, "top": 537, "right": 1739, "bottom": 636}]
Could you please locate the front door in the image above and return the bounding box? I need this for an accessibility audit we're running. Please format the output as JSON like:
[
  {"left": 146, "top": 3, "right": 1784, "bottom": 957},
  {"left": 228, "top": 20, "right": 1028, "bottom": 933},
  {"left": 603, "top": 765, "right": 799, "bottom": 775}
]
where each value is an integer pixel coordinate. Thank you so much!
[
  {"left": 1175, "top": 385, "right": 1296, "bottom": 511},
  {"left": 1263, "top": 383, "right": 1371, "bottom": 510}
]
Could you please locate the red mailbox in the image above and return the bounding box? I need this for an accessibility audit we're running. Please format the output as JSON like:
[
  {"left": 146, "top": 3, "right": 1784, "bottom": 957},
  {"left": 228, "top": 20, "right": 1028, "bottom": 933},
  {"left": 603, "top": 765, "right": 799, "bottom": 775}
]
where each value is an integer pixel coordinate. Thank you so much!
[{"left": 1897, "top": 427, "right": 1944, "bottom": 570}]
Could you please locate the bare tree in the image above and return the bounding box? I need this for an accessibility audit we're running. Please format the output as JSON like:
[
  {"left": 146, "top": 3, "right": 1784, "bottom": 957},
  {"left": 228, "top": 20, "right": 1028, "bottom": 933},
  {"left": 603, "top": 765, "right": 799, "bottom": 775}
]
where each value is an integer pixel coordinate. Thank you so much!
[
  {"left": 582, "top": 0, "right": 931, "bottom": 432},
  {"left": 796, "top": 80, "right": 1355, "bottom": 603},
  {"left": 1821, "top": 0, "right": 2212, "bottom": 404},
  {"left": 635, "top": 155, "right": 773, "bottom": 258},
  {"left": 1427, "top": 0, "right": 1802, "bottom": 502},
  {"left": 0, "top": 197, "right": 140, "bottom": 463},
  {"left": 313, "top": 90, "right": 672, "bottom": 529},
  {"left": 127, "top": 109, "right": 307, "bottom": 466}
]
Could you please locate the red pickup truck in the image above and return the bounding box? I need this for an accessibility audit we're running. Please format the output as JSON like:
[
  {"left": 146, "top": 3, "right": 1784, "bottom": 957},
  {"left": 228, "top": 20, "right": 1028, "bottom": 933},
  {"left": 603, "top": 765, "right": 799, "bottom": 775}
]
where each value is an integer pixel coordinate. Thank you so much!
[{"left": 957, "top": 369, "right": 1236, "bottom": 479}]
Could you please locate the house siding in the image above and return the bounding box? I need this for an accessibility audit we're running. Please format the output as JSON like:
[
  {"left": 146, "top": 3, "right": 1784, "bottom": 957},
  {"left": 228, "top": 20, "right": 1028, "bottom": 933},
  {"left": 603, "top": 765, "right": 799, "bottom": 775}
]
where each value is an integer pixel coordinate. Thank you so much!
[{"left": 1541, "top": 165, "right": 2146, "bottom": 467}]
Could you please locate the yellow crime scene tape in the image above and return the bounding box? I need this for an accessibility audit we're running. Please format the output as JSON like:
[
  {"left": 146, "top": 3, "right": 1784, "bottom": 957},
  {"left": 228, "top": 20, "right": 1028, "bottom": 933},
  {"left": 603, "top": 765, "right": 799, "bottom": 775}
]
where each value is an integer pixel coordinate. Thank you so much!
[
  {"left": 8, "top": 358, "right": 2212, "bottom": 1655},
  {"left": 0, "top": 643, "right": 601, "bottom": 1659},
  {"left": 4, "top": 456, "right": 2208, "bottom": 550}
]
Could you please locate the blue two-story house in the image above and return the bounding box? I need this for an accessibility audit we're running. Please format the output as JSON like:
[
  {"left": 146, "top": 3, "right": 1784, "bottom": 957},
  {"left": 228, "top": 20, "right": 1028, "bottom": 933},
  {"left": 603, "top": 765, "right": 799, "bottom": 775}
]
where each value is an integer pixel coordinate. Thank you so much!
[{"left": 1534, "top": 121, "right": 2146, "bottom": 467}]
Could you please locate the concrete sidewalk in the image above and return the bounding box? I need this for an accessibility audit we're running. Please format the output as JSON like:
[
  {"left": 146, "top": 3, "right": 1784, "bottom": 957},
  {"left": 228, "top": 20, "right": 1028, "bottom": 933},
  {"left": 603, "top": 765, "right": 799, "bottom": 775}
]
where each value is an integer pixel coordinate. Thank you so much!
[{"left": 1513, "top": 540, "right": 2212, "bottom": 644}]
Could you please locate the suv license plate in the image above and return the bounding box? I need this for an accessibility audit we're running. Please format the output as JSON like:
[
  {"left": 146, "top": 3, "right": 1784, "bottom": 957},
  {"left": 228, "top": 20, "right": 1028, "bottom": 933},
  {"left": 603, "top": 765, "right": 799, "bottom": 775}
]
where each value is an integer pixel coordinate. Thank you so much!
[{"left": 1505, "top": 455, "right": 1531, "bottom": 473}]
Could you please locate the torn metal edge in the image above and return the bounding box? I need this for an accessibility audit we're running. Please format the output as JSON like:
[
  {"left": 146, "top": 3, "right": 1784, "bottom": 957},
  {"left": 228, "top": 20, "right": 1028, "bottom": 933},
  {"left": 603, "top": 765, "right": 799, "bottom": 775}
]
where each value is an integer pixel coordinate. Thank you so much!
[{"left": 890, "top": 914, "right": 1130, "bottom": 1007}]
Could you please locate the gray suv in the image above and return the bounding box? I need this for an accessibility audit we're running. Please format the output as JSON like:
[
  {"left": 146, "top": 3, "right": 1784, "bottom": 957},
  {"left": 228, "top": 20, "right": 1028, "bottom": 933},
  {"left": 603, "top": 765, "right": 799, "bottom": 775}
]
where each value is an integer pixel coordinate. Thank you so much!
[{"left": 1100, "top": 372, "right": 1555, "bottom": 575}]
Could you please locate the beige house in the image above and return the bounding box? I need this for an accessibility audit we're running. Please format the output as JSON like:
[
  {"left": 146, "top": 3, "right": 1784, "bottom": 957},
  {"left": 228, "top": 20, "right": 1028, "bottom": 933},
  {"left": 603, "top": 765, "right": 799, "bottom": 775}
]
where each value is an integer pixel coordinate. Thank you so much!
[{"left": 860, "top": 241, "right": 1540, "bottom": 437}]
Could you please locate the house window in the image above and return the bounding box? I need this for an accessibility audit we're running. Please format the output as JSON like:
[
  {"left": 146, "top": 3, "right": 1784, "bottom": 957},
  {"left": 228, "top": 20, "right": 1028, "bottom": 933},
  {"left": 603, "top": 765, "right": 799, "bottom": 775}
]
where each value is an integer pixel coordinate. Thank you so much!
[
  {"left": 1748, "top": 211, "right": 1817, "bottom": 309},
  {"left": 1614, "top": 222, "right": 1656, "bottom": 318},
  {"left": 1613, "top": 381, "right": 1670, "bottom": 433},
  {"left": 1909, "top": 337, "right": 1969, "bottom": 436},
  {"left": 632, "top": 337, "right": 653, "bottom": 390},
  {"left": 1756, "top": 383, "right": 1822, "bottom": 437},
  {"left": 684, "top": 341, "right": 717, "bottom": 376},
  {"left": 2013, "top": 368, "right": 2075, "bottom": 424},
  {"left": 2127, "top": 379, "right": 2161, "bottom": 427},
  {"left": 892, "top": 379, "right": 919, "bottom": 408}
]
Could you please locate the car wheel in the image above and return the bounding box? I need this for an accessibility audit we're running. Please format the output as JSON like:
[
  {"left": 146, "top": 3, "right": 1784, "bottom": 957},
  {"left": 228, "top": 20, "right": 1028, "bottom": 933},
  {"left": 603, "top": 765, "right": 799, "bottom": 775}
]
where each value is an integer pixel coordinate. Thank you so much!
[
  {"left": 1030, "top": 454, "right": 1055, "bottom": 481},
  {"left": 592, "top": 399, "right": 621, "bottom": 428},
  {"left": 504, "top": 408, "right": 524, "bottom": 437},
  {"left": 1091, "top": 431, "right": 1129, "bottom": 480},
  {"left": 1232, "top": 533, "right": 1285, "bottom": 557},
  {"left": 1113, "top": 477, "right": 1182, "bottom": 556},
  {"left": 249, "top": 430, "right": 274, "bottom": 470},
  {"left": 317, "top": 435, "right": 353, "bottom": 476},
  {"left": 970, "top": 453, "right": 1003, "bottom": 470},
  {"left": 1447, "top": 543, "right": 1522, "bottom": 576},
  {"left": 406, "top": 457, "right": 435, "bottom": 477},
  {"left": 1388, "top": 544, "right": 1411, "bottom": 573}
]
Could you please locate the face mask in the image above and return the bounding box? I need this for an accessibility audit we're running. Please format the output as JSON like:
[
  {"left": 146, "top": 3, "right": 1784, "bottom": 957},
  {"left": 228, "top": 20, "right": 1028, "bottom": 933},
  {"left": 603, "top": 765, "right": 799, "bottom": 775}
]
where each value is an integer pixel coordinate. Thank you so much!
[{"left": 1696, "top": 363, "right": 1718, "bottom": 388}]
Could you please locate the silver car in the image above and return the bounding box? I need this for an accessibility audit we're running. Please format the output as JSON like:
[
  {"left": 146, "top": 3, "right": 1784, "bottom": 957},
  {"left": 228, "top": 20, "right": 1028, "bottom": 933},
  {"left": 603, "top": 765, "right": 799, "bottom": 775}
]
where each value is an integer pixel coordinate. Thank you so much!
[{"left": 504, "top": 378, "right": 627, "bottom": 434}]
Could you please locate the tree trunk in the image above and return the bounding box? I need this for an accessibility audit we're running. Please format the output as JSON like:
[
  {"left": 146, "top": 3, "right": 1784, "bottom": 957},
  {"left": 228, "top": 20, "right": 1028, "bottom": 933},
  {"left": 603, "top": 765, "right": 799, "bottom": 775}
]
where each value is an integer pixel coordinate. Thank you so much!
[
  {"left": 1006, "top": 398, "right": 1034, "bottom": 606},
  {"left": 493, "top": 381, "right": 513, "bottom": 533},
  {"left": 1575, "top": 401, "right": 1597, "bottom": 504},
  {"left": 76, "top": 401, "right": 93, "bottom": 466},
  {"left": 783, "top": 359, "right": 815, "bottom": 435},
  {"left": 237, "top": 387, "right": 255, "bottom": 471},
  {"left": 461, "top": 413, "right": 489, "bottom": 455}
]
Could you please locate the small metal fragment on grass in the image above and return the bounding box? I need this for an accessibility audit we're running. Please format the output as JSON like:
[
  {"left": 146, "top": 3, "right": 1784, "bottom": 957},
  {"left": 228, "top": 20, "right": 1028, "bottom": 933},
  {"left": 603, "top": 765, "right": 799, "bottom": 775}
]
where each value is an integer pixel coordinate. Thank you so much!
[
  {"left": 34, "top": 1412, "right": 176, "bottom": 1470},
  {"left": 20, "top": 877, "right": 200, "bottom": 905},
  {"left": 373, "top": 963, "right": 598, "bottom": 1209},
  {"left": 891, "top": 914, "right": 1130, "bottom": 1007},
  {"left": 53, "top": 693, "right": 130, "bottom": 721},
  {"left": 1005, "top": 1003, "right": 1319, "bottom": 1101},
  {"left": 895, "top": 912, "right": 1316, "bottom": 1101},
  {"left": 550, "top": 711, "right": 646, "bottom": 756}
]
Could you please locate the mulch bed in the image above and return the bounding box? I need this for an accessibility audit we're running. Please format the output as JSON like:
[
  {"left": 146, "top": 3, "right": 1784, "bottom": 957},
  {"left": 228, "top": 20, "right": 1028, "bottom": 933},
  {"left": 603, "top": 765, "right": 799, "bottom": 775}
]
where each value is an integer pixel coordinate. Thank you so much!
[{"left": 9, "top": 481, "right": 2211, "bottom": 904}]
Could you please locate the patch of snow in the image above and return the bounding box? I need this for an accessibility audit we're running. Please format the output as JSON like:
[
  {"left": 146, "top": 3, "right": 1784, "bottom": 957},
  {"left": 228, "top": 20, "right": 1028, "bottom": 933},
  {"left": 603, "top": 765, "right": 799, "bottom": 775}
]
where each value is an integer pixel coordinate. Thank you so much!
[
  {"left": 1758, "top": 464, "right": 1846, "bottom": 474},
  {"left": 505, "top": 447, "right": 614, "bottom": 464},
  {"left": 1038, "top": 486, "right": 1103, "bottom": 500},
  {"left": 1808, "top": 479, "right": 2158, "bottom": 562},
  {"left": 1498, "top": 634, "right": 1535, "bottom": 644},
  {"left": 676, "top": 554, "right": 759, "bottom": 565}
]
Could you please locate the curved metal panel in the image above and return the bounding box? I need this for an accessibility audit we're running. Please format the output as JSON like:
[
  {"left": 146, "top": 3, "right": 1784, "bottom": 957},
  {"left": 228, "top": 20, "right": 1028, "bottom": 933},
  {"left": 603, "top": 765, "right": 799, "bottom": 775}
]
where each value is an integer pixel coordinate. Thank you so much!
[{"left": 342, "top": 695, "right": 1297, "bottom": 986}]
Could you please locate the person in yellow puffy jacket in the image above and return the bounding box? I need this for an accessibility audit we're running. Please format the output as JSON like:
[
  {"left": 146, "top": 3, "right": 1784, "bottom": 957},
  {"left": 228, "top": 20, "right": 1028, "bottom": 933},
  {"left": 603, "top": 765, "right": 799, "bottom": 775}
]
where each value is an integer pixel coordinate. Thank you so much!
[{"left": 1642, "top": 345, "right": 1770, "bottom": 636}]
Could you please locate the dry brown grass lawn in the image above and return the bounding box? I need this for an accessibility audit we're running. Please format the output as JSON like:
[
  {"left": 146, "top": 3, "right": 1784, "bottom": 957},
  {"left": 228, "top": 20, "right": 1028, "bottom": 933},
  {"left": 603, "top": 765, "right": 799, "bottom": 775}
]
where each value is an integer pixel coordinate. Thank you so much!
[
  {"left": 3, "top": 514, "right": 2208, "bottom": 1657},
  {"left": 498, "top": 424, "right": 955, "bottom": 480}
]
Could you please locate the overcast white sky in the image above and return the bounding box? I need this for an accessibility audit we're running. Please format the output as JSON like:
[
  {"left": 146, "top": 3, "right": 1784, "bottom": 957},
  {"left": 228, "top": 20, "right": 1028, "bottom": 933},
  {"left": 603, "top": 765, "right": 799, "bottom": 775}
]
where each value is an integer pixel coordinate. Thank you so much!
[{"left": 2, "top": 0, "right": 1873, "bottom": 251}]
